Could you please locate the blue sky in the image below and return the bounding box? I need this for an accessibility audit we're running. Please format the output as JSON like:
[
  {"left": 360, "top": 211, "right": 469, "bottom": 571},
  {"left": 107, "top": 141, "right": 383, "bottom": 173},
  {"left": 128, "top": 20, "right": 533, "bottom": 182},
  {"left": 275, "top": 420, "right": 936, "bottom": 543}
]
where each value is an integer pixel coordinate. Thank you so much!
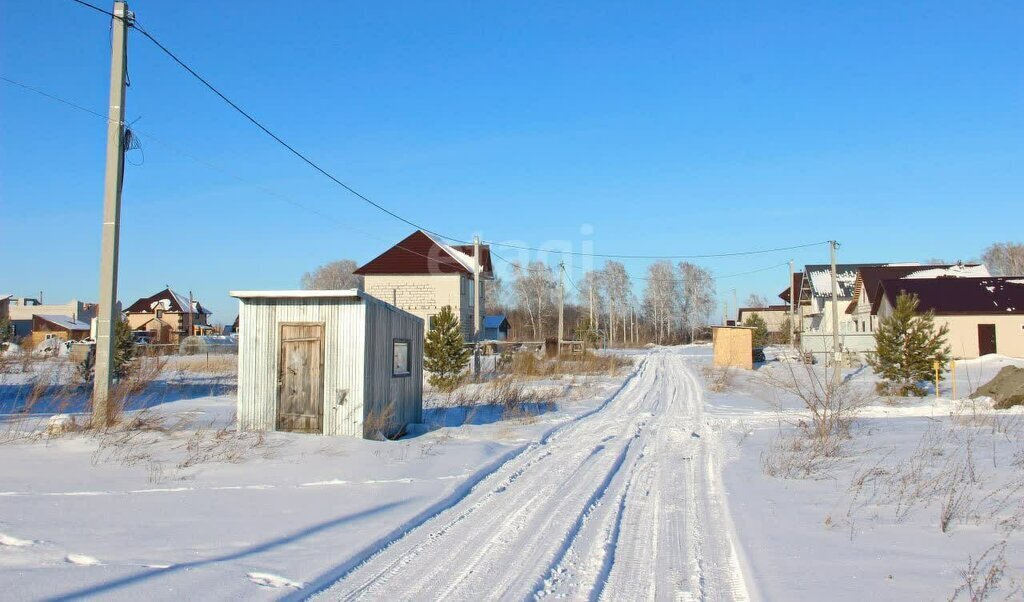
[{"left": 2, "top": 1, "right": 1022, "bottom": 322}]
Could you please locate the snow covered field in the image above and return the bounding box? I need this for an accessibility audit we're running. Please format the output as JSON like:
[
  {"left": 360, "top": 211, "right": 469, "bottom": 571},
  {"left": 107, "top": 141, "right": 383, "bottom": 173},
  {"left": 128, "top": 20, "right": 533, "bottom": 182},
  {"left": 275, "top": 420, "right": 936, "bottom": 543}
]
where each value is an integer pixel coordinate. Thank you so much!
[{"left": 1, "top": 347, "right": 1022, "bottom": 600}]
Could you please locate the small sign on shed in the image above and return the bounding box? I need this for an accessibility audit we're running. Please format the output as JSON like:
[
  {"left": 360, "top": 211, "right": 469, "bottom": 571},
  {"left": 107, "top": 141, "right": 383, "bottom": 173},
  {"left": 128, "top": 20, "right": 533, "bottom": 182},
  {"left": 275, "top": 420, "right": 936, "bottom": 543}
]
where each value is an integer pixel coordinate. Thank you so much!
[
  {"left": 230, "top": 290, "right": 424, "bottom": 439},
  {"left": 712, "top": 326, "right": 756, "bottom": 370}
]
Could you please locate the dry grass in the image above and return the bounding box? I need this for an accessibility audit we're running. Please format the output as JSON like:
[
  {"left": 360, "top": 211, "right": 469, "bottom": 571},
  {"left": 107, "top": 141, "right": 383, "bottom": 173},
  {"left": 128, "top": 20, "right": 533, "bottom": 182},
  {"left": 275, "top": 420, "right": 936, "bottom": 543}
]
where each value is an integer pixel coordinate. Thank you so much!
[
  {"left": 702, "top": 366, "right": 735, "bottom": 393},
  {"left": 948, "top": 541, "right": 1020, "bottom": 601},
  {"left": 167, "top": 354, "right": 237, "bottom": 375},
  {"left": 504, "top": 351, "right": 631, "bottom": 378},
  {"left": 364, "top": 403, "right": 398, "bottom": 440}
]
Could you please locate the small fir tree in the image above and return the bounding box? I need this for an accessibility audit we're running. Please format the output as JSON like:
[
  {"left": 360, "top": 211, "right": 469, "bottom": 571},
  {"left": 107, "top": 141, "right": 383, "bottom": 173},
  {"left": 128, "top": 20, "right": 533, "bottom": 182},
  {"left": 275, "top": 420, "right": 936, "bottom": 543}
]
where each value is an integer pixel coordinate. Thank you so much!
[
  {"left": 0, "top": 314, "right": 11, "bottom": 343},
  {"left": 869, "top": 292, "right": 950, "bottom": 396},
  {"left": 424, "top": 306, "right": 470, "bottom": 392},
  {"left": 113, "top": 318, "right": 136, "bottom": 378},
  {"left": 742, "top": 313, "right": 770, "bottom": 347},
  {"left": 778, "top": 316, "right": 793, "bottom": 345}
]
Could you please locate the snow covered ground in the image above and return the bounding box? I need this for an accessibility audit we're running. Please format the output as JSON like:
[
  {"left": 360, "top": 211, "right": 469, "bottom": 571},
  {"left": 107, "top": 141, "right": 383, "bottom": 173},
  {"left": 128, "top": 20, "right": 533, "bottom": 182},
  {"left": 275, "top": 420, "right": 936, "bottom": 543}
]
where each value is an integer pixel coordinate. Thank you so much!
[{"left": 1, "top": 347, "right": 1022, "bottom": 600}]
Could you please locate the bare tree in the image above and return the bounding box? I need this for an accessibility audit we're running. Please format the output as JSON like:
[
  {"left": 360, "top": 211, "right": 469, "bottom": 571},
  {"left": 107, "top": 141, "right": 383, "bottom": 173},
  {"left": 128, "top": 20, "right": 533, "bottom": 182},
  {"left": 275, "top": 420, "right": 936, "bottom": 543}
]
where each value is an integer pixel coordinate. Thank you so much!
[
  {"left": 510, "top": 262, "right": 557, "bottom": 340},
  {"left": 484, "top": 276, "right": 507, "bottom": 313},
  {"left": 679, "top": 262, "right": 715, "bottom": 342},
  {"left": 602, "top": 261, "right": 631, "bottom": 346},
  {"left": 578, "top": 270, "right": 606, "bottom": 335},
  {"left": 643, "top": 260, "right": 681, "bottom": 344},
  {"left": 745, "top": 293, "right": 769, "bottom": 308},
  {"left": 982, "top": 242, "right": 1024, "bottom": 276},
  {"left": 301, "top": 259, "right": 363, "bottom": 290}
]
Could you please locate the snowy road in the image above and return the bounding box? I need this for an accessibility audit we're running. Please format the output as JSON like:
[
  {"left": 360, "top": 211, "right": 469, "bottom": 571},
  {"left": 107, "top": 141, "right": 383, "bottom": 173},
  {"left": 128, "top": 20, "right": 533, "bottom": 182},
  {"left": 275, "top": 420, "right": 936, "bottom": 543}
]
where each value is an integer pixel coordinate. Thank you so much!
[{"left": 310, "top": 349, "right": 750, "bottom": 601}]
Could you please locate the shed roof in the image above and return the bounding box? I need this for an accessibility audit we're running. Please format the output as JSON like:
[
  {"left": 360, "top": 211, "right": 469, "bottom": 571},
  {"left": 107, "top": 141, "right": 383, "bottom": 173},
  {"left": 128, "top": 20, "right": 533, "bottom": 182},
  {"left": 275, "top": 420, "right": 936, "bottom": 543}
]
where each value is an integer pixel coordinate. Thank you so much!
[
  {"left": 34, "top": 314, "right": 91, "bottom": 331},
  {"left": 870, "top": 277, "right": 1024, "bottom": 316},
  {"left": 483, "top": 315, "right": 509, "bottom": 329},
  {"left": 230, "top": 289, "right": 363, "bottom": 300}
]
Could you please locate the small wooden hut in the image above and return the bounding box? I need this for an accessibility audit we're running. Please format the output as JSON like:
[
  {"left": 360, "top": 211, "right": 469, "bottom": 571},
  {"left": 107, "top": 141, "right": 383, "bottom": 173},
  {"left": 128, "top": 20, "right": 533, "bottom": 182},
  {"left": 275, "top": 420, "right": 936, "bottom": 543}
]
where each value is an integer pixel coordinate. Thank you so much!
[
  {"left": 712, "top": 326, "right": 755, "bottom": 370},
  {"left": 230, "top": 290, "right": 423, "bottom": 439}
]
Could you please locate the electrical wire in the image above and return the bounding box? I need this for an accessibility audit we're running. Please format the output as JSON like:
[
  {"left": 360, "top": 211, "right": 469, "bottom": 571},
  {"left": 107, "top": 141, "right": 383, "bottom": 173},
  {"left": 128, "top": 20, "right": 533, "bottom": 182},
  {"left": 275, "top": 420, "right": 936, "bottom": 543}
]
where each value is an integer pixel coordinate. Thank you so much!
[{"left": 65, "top": 0, "right": 830, "bottom": 261}]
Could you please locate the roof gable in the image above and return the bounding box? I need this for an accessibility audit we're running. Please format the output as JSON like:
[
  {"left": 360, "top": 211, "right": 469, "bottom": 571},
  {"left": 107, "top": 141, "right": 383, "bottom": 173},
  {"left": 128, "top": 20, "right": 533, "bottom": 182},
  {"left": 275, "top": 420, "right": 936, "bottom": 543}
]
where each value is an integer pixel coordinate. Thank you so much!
[
  {"left": 125, "top": 288, "right": 211, "bottom": 316},
  {"left": 355, "top": 230, "right": 492, "bottom": 277},
  {"left": 848, "top": 264, "right": 989, "bottom": 314},
  {"left": 802, "top": 263, "right": 885, "bottom": 301}
]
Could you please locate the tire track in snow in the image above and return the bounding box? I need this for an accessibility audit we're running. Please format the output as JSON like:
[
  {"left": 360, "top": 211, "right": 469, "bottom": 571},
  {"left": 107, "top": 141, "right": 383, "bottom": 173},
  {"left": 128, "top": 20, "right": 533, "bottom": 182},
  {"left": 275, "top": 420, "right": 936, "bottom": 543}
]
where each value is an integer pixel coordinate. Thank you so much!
[{"left": 308, "top": 350, "right": 751, "bottom": 601}]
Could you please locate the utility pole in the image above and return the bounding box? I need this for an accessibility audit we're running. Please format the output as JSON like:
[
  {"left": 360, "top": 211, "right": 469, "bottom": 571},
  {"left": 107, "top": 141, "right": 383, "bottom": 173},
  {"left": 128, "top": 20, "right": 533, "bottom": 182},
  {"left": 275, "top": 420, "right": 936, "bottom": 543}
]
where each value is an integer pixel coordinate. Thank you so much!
[
  {"left": 473, "top": 235, "right": 481, "bottom": 375},
  {"left": 789, "top": 259, "right": 796, "bottom": 350},
  {"left": 557, "top": 261, "right": 564, "bottom": 356},
  {"left": 722, "top": 300, "right": 728, "bottom": 325},
  {"left": 473, "top": 236, "right": 481, "bottom": 342},
  {"left": 829, "top": 240, "right": 841, "bottom": 388},
  {"left": 92, "top": 1, "right": 131, "bottom": 426}
]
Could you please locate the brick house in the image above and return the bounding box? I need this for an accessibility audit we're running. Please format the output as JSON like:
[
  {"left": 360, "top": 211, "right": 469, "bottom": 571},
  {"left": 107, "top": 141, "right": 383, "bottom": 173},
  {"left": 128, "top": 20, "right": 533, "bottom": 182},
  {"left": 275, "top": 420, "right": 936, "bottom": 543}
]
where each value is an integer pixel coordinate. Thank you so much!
[
  {"left": 354, "top": 230, "right": 494, "bottom": 339},
  {"left": 124, "top": 287, "right": 213, "bottom": 344}
]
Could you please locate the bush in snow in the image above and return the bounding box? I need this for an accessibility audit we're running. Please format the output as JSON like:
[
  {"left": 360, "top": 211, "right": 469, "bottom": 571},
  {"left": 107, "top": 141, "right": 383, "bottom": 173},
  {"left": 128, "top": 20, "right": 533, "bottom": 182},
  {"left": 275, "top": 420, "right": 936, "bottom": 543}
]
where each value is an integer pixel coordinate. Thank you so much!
[{"left": 869, "top": 292, "right": 950, "bottom": 397}]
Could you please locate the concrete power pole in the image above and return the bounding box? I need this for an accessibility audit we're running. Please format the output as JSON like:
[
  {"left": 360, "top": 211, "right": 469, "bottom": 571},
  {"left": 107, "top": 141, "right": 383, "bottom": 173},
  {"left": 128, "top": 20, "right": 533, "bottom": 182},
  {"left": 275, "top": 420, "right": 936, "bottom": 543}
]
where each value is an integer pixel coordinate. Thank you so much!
[
  {"left": 473, "top": 236, "right": 481, "bottom": 342},
  {"left": 92, "top": 1, "right": 131, "bottom": 426},
  {"left": 789, "top": 259, "right": 796, "bottom": 350},
  {"left": 557, "top": 261, "right": 565, "bottom": 356},
  {"left": 829, "top": 240, "right": 841, "bottom": 388}
]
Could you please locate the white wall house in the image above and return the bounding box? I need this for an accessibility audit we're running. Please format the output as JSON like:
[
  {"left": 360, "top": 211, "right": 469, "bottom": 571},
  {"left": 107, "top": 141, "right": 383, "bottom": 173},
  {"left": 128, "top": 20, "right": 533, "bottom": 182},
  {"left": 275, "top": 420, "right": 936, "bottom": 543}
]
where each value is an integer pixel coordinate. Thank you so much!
[
  {"left": 231, "top": 290, "right": 423, "bottom": 439},
  {"left": 797, "top": 263, "right": 882, "bottom": 358},
  {"left": 355, "top": 230, "right": 493, "bottom": 340}
]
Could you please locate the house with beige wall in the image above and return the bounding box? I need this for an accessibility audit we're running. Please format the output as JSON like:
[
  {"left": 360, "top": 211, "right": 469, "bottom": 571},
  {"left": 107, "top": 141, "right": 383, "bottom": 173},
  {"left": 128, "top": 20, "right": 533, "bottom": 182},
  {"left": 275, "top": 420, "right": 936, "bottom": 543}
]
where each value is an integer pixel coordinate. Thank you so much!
[
  {"left": 354, "top": 230, "right": 493, "bottom": 340},
  {"left": 871, "top": 277, "right": 1024, "bottom": 359},
  {"left": 125, "top": 287, "right": 213, "bottom": 344},
  {"left": 7, "top": 296, "right": 97, "bottom": 339}
]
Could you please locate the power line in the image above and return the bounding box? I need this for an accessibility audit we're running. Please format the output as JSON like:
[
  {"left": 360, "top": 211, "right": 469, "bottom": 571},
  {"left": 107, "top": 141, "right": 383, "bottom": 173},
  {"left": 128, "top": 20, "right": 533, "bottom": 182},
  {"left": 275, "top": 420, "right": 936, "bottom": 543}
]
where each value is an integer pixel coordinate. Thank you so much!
[
  {"left": 65, "top": 0, "right": 830, "bottom": 262},
  {"left": 0, "top": 74, "right": 481, "bottom": 275},
  {"left": 483, "top": 239, "right": 828, "bottom": 260}
]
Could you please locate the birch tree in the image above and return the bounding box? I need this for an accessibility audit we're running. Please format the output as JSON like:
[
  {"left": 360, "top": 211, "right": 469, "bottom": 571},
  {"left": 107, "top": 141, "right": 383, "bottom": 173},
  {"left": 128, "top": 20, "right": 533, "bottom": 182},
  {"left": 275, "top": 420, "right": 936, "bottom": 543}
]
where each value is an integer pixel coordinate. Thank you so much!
[
  {"left": 577, "top": 270, "right": 606, "bottom": 337},
  {"left": 602, "top": 261, "right": 631, "bottom": 345},
  {"left": 745, "top": 293, "right": 768, "bottom": 308},
  {"left": 510, "top": 262, "right": 557, "bottom": 339},
  {"left": 982, "top": 242, "right": 1024, "bottom": 276},
  {"left": 679, "top": 262, "right": 715, "bottom": 342},
  {"left": 643, "top": 260, "right": 681, "bottom": 344},
  {"left": 301, "top": 259, "right": 363, "bottom": 290}
]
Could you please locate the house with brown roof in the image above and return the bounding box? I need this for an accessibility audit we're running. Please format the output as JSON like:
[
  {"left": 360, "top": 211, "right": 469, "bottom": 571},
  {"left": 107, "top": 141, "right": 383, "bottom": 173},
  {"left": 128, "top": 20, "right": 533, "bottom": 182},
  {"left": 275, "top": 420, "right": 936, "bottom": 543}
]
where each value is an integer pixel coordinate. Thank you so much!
[
  {"left": 28, "top": 315, "right": 92, "bottom": 347},
  {"left": 796, "top": 263, "right": 883, "bottom": 358},
  {"left": 124, "top": 287, "right": 213, "bottom": 344},
  {"left": 354, "top": 231, "right": 493, "bottom": 339},
  {"left": 847, "top": 263, "right": 989, "bottom": 334},
  {"left": 871, "top": 277, "right": 1024, "bottom": 359}
]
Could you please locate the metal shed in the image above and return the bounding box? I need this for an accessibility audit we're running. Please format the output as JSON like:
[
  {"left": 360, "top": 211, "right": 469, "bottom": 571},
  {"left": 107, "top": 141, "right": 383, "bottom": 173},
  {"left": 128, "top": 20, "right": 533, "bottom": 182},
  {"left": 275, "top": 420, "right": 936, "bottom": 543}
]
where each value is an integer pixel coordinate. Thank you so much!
[{"left": 230, "top": 290, "right": 424, "bottom": 439}]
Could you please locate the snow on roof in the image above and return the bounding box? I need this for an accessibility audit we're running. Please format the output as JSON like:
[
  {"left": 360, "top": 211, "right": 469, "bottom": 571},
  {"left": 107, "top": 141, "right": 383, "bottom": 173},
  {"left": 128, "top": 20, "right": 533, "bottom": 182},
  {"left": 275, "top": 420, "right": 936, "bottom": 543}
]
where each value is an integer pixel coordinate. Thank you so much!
[
  {"left": 804, "top": 264, "right": 872, "bottom": 299},
  {"left": 422, "top": 232, "right": 481, "bottom": 274},
  {"left": 230, "top": 289, "right": 363, "bottom": 299},
  {"left": 167, "top": 288, "right": 212, "bottom": 315},
  {"left": 35, "top": 314, "right": 91, "bottom": 331},
  {"left": 903, "top": 264, "right": 990, "bottom": 279}
]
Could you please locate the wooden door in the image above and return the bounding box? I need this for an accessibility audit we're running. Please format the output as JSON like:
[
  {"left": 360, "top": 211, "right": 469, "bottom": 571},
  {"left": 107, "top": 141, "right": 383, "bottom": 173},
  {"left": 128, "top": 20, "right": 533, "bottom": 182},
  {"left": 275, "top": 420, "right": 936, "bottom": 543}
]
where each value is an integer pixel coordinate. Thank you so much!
[
  {"left": 277, "top": 323, "right": 325, "bottom": 433},
  {"left": 978, "top": 324, "right": 997, "bottom": 356}
]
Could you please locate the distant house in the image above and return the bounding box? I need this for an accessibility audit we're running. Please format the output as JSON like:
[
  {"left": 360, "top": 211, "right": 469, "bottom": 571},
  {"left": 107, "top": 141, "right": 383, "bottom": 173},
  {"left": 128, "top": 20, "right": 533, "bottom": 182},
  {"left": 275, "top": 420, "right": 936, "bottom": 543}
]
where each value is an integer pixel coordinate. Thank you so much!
[
  {"left": 7, "top": 297, "right": 98, "bottom": 340},
  {"left": 797, "top": 263, "right": 883, "bottom": 358},
  {"left": 871, "top": 277, "right": 1024, "bottom": 359},
  {"left": 354, "top": 230, "right": 494, "bottom": 340},
  {"left": 124, "top": 287, "right": 213, "bottom": 344},
  {"left": 29, "top": 315, "right": 91, "bottom": 347},
  {"left": 736, "top": 305, "right": 792, "bottom": 335},
  {"left": 483, "top": 315, "right": 510, "bottom": 340}
]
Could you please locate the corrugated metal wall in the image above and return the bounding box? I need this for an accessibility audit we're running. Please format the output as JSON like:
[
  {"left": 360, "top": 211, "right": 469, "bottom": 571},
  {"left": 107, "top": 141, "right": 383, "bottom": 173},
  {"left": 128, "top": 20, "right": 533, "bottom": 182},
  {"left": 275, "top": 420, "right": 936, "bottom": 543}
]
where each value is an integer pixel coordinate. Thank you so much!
[
  {"left": 237, "top": 297, "right": 367, "bottom": 437},
  {"left": 363, "top": 297, "right": 424, "bottom": 437}
]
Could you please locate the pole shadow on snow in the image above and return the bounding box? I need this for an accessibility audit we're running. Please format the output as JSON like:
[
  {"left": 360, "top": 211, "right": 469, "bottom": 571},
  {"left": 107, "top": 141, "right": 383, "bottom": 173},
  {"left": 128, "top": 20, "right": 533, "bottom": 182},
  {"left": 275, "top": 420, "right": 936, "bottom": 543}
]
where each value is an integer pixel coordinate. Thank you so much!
[
  {"left": 0, "top": 379, "right": 235, "bottom": 416},
  {"left": 44, "top": 500, "right": 410, "bottom": 602}
]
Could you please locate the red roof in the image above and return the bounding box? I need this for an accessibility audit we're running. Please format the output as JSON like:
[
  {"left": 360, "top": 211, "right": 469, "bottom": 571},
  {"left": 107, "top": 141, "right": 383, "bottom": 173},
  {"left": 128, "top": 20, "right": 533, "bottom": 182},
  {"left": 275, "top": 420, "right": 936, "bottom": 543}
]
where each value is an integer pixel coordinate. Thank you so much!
[
  {"left": 354, "top": 230, "right": 493, "bottom": 277},
  {"left": 778, "top": 273, "right": 803, "bottom": 304}
]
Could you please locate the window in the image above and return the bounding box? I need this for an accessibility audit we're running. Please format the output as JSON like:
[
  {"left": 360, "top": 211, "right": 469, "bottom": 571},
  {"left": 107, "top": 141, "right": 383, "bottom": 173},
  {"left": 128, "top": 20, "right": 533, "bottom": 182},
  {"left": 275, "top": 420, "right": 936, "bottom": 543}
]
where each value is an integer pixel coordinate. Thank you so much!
[
  {"left": 156, "top": 309, "right": 164, "bottom": 319},
  {"left": 392, "top": 339, "right": 411, "bottom": 377}
]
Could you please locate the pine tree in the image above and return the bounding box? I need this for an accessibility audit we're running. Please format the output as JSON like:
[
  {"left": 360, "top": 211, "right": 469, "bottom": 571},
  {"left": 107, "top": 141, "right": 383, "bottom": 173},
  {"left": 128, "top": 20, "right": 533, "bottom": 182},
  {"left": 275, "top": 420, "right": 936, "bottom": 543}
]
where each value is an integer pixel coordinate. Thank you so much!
[
  {"left": 869, "top": 292, "right": 950, "bottom": 396},
  {"left": 424, "top": 306, "right": 470, "bottom": 392},
  {"left": 742, "top": 313, "right": 770, "bottom": 347},
  {"left": 113, "top": 318, "right": 136, "bottom": 378}
]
